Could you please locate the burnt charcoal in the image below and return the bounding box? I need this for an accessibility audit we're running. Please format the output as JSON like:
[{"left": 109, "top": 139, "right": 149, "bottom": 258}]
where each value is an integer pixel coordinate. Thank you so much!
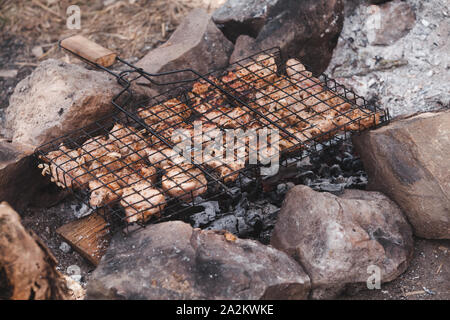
[
  {"left": 318, "top": 164, "right": 331, "bottom": 178},
  {"left": 276, "top": 183, "right": 287, "bottom": 195},
  {"left": 190, "top": 201, "right": 220, "bottom": 228},
  {"left": 317, "top": 183, "right": 345, "bottom": 194},
  {"left": 351, "top": 159, "right": 364, "bottom": 171},
  {"left": 245, "top": 208, "right": 263, "bottom": 228},
  {"left": 342, "top": 157, "right": 354, "bottom": 171},
  {"left": 206, "top": 214, "right": 249, "bottom": 236},
  {"left": 330, "top": 164, "right": 343, "bottom": 177},
  {"left": 297, "top": 170, "right": 315, "bottom": 181}
]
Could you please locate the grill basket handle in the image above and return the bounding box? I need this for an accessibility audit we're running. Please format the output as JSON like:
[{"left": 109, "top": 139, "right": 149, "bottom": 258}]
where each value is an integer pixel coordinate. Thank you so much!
[{"left": 60, "top": 35, "right": 117, "bottom": 68}]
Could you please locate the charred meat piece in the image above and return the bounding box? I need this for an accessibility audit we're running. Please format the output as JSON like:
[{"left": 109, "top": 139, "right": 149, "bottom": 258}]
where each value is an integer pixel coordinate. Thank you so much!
[
  {"left": 191, "top": 76, "right": 228, "bottom": 107},
  {"left": 120, "top": 182, "right": 166, "bottom": 223}
]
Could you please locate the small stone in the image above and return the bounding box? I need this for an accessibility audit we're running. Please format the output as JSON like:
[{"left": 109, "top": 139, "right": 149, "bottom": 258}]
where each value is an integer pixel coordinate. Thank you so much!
[
  {"left": 31, "top": 46, "right": 44, "bottom": 58},
  {"left": 59, "top": 241, "right": 71, "bottom": 253},
  {"left": 67, "top": 265, "right": 82, "bottom": 283},
  {"left": 135, "top": 8, "right": 233, "bottom": 95},
  {"left": 421, "top": 19, "right": 430, "bottom": 27},
  {"left": 221, "top": 0, "right": 344, "bottom": 74},
  {"left": 276, "top": 183, "right": 287, "bottom": 195},
  {"left": 0, "top": 69, "right": 18, "bottom": 78}
]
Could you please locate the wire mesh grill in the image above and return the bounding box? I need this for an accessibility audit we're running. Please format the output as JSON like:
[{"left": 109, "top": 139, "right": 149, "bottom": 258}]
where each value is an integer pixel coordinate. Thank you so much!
[{"left": 36, "top": 47, "right": 389, "bottom": 232}]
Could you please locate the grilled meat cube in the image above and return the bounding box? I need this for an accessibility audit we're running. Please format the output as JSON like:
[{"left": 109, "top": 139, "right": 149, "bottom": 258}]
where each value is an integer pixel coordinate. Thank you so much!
[
  {"left": 147, "top": 146, "right": 190, "bottom": 169},
  {"left": 79, "top": 136, "right": 120, "bottom": 163},
  {"left": 41, "top": 145, "right": 90, "bottom": 189},
  {"left": 88, "top": 172, "right": 125, "bottom": 207},
  {"left": 235, "top": 54, "right": 278, "bottom": 87},
  {"left": 162, "top": 164, "right": 207, "bottom": 200},
  {"left": 137, "top": 98, "right": 191, "bottom": 132},
  {"left": 202, "top": 140, "right": 246, "bottom": 183},
  {"left": 120, "top": 182, "right": 166, "bottom": 223},
  {"left": 199, "top": 105, "right": 254, "bottom": 128}
]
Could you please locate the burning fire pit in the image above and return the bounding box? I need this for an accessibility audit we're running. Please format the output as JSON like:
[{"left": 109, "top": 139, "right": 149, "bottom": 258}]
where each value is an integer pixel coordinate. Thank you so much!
[{"left": 36, "top": 36, "right": 389, "bottom": 234}]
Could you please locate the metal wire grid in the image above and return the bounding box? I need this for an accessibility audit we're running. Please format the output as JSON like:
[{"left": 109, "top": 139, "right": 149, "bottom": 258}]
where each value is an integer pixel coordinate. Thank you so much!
[
  {"left": 36, "top": 110, "right": 260, "bottom": 232},
  {"left": 36, "top": 47, "right": 389, "bottom": 231}
]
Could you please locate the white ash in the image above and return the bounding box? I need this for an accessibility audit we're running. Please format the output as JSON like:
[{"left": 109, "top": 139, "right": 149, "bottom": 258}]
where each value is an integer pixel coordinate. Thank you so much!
[
  {"left": 326, "top": 0, "right": 450, "bottom": 118},
  {"left": 71, "top": 202, "right": 93, "bottom": 219},
  {"left": 67, "top": 265, "right": 82, "bottom": 283},
  {"left": 59, "top": 241, "right": 72, "bottom": 254}
]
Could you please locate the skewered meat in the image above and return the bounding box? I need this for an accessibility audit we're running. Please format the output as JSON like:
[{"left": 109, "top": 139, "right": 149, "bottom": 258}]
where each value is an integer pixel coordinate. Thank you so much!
[
  {"left": 120, "top": 182, "right": 166, "bottom": 223},
  {"left": 162, "top": 164, "right": 207, "bottom": 200}
]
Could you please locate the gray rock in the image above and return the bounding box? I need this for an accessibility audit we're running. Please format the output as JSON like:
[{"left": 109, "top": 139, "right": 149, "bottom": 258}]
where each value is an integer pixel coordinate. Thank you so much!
[
  {"left": 365, "top": 1, "right": 416, "bottom": 45},
  {"left": 135, "top": 8, "right": 234, "bottom": 95},
  {"left": 212, "top": 0, "right": 277, "bottom": 42},
  {"left": 4, "top": 59, "right": 120, "bottom": 148},
  {"left": 271, "top": 185, "right": 413, "bottom": 299},
  {"left": 353, "top": 110, "right": 450, "bottom": 239},
  {"left": 326, "top": 0, "right": 449, "bottom": 118},
  {"left": 217, "top": 0, "right": 344, "bottom": 74},
  {"left": 59, "top": 242, "right": 72, "bottom": 254},
  {"left": 87, "top": 221, "right": 310, "bottom": 300}
]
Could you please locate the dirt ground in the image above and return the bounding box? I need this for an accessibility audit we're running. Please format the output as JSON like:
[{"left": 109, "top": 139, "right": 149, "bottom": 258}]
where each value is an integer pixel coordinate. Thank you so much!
[{"left": 1, "top": 0, "right": 449, "bottom": 300}]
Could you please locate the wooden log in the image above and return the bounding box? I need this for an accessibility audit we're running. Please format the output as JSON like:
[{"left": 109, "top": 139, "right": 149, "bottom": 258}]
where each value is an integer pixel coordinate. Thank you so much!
[
  {"left": 56, "top": 212, "right": 111, "bottom": 266},
  {"left": 0, "top": 202, "right": 71, "bottom": 300},
  {"left": 60, "top": 35, "right": 117, "bottom": 67}
]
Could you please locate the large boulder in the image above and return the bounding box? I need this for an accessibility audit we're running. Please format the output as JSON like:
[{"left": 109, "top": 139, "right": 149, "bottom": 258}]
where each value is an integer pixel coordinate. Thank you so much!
[
  {"left": 271, "top": 185, "right": 413, "bottom": 299},
  {"left": 326, "top": 0, "right": 448, "bottom": 117},
  {"left": 4, "top": 59, "right": 120, "bottom": 148},
  {"left": 353, "top": 110, "right": 450, "bottom": 239},
  {"left": 135, "top": 8, "right": 234, "bottom": 95},
  {"left": 214, "top": 0, "right": 344, "bottom": 74},
  {"left": 87, "top": 221, "right": 310, "bottom": 300}
]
